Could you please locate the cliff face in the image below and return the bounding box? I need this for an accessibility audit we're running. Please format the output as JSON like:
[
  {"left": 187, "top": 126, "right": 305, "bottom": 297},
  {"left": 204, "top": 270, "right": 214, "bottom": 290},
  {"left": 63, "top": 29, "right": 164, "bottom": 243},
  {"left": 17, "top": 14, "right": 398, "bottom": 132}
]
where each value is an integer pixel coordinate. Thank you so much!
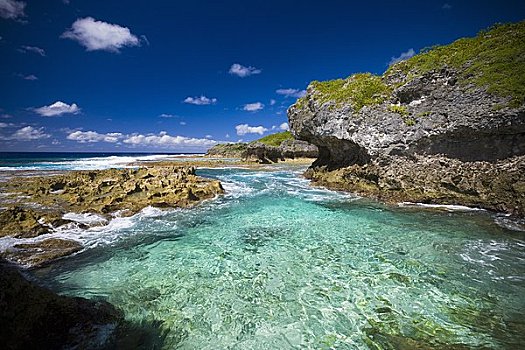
[{"left": 288, "top": 22, "right": 525, "bottom": 216}]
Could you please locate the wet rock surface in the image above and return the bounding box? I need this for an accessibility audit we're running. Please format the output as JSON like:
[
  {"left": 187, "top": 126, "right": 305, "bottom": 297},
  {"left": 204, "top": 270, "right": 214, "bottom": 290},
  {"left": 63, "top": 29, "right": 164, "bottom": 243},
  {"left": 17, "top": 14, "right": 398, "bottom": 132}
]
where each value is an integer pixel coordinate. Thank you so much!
[
  {"left": 0, "top": 166, "right": 224, "bottom": 266},
  {"left": 2, "top": 238, "right": 83, "bottom": 267},
  {"left": 0, "top": 259, "right": 122, "bottom": 350}
]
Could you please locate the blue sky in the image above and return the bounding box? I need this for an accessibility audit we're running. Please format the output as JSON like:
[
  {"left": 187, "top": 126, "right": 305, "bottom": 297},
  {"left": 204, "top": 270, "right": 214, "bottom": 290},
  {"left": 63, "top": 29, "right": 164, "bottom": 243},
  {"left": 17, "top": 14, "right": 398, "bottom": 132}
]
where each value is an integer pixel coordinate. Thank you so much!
[{"left": 1, "top": 0, "right": 524, "bottom": 153}]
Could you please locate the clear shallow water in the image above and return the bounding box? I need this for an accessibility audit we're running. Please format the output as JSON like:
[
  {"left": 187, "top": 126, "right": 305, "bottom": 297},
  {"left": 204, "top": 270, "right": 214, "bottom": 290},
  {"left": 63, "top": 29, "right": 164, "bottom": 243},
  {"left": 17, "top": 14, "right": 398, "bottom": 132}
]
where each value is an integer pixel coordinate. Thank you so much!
[{"left": 34, "top": 167, "right": 525, "bottom": 349}]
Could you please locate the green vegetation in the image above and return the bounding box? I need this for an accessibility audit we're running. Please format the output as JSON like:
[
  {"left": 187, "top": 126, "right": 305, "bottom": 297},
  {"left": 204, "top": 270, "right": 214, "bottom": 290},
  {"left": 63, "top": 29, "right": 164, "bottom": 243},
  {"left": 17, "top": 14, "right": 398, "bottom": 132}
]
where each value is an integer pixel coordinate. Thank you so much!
[
  {"left": 254, "top": 131, "right": 293, "bottom": 147},
  {"left": 386, "top": 21, "right": 525, "bottom": 106},
  {"left": 310, "top": 73, "right": 391, "bottom": 111},
  {"left": 416, "top": 111, "right": 432, "bottom": 117},
  {"left": 403, "top": 118, "right": 416, "bottom": 126},
  {"left": 388, "top": 105, "right": 416, "bottom": 125},
  {"left": 388, "top": 104, "right": 409, "bottom": 116}
]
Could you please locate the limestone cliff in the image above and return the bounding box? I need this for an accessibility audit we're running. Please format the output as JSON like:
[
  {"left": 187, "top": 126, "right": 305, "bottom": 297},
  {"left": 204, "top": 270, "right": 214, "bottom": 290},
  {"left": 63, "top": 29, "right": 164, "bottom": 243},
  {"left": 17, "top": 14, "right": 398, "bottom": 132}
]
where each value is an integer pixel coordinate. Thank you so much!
[{"left": 288, "top": 22, "right": 525, "bottom": 216}]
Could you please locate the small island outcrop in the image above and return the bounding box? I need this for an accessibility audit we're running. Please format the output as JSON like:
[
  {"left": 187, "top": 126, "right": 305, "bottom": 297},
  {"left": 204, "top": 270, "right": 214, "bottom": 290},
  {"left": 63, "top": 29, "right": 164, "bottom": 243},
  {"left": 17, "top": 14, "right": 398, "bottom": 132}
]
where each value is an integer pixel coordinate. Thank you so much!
[
  {"left": 206, "top": 131, "right": 319, "bottom": 163},
  {"left": 288, "top": 22, "right": 525, "bottom": 216}
]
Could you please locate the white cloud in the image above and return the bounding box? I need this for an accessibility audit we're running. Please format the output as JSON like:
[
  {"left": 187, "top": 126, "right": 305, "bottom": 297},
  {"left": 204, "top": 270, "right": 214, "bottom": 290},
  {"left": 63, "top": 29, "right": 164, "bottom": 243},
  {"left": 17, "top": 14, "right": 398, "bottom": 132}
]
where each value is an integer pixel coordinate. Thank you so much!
[
  {"left": 0, "top": 122, "right": 8, "bottom": 127},
  {"left": 23, "top": 74, "right": 37, "bottom": 80},
  {"left": 235, "top": 124, "right": 268, "bottom": 136},
  {"left": 34, "top": 101, "right": 80, "bottom": 117},
  {"left": 276, "top": 88, "right": 306, "bottom": 98},
  {"left": 184, "top": 95, "right": 217, "bottom": 105},
  {"left": 205, "top": 134, "right": 213, "bottom": 139},
  {"left": 179, "top": 121, "right": 187, "bottom": 126},
  {"left": 229, "top": 63, "right": 261, "bottom": 78},
  {"left": 19, "top": 45, "right": 46, "bottom": 56},
  {"left": 0, "top": 0, "right": 25, "bottom": 20},
  {"left": 0, "top": 114, "right": 12, "bottom": 119},
  {"left": 270, "top": 99, "right": 276, "bottom": 106},
  {"left": 1, "top": 126, "right": 50, "bottom": 141},
  {"left": 123, "top": 131, "right": 217, "bottom": 148},
  {"left": 159, "top": 113, "right": 177, "bottom": 118},
  {"left": 243, "top": 102, "right": 264, "bottom": 112},
  {"left": 279, "top": 122, "right": 289, "bottom": 131},
  {"left": 442, "top": 3, "right": 452, "bottom": 10},
  {"left": 67, "top": 130, "right": 122, "bottom": 143},
  {"left": 61, "top": 17, "right": 140, "bottom": 52},
  {"left": 225, "top": 133, "right": 230, "bottom": 138},
  {"left": 389, "top": 48, "right": 415, "bottom": 65}
]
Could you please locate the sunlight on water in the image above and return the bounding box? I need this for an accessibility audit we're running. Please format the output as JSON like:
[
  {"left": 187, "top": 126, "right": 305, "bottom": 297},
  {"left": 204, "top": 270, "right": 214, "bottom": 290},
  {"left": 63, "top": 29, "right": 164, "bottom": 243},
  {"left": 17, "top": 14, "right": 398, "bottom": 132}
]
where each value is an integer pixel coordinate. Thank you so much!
[{"left": 36, "top": 167, "right": 525, "bottom": 349}]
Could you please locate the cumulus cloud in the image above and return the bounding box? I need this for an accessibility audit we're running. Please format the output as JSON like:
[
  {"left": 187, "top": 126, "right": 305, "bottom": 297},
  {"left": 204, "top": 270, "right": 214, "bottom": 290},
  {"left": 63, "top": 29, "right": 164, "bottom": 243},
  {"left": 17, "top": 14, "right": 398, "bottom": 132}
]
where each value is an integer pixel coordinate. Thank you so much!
[
  {"left": 0, "top": 0, "right": 25, "bottom": 20},
  {"left": 388, "top": 48, "right": 415, "bottom": 65},
  {"left": 0, "top": 126, "right": 50, "bottom": 141},
  {"left": 276, "top": 88, "right": 306, "bottom": 98},
  {"left": 184, "top": 96, "right": 217, "bottom": 105},
  {"left": 34, "top": 101, "right": 80, "bottom": 117},
  {"left": 65, "top": 129, "right": 217, "bottom": 149},
  {"left": 19, "top": 45, "right": 46, "bottom": 56},
  {"left": 159, "top": 113, "right": 178, "bottom": 118},
  {"left": 179, "top": 121, "right": 187, "bottom": 126},
  {"left": 61, "top": 17, "right": 140, "bottom": 52},
  {"left": 67, "top": 130, "right": 122, "bottom": 143},
  {"left": 279, "top": 122, "right": 289, "bottom": 131},
  {"left": 0, "top": 122, "right": 8, "bottom": 127},
  {"left": 123, "top": 131, "right": 217, "bottom": 148},
  {"left": 243, "top": 102, "right": 264, "bottom": 112},
  {"left": 229, "top": 63, "right": 261, "bottom": 77},
  {"left": 442, "top": 3, "right": 452, "bottom": 10},
  {"left": 235, "top": 124, "right": 268, "bottom": 136}
]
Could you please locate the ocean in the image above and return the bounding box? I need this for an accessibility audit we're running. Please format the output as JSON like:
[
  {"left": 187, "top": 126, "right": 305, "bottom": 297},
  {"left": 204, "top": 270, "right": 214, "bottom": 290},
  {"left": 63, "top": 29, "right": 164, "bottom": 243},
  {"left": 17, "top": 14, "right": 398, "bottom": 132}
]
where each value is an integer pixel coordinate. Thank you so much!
[
  {"left": 1, "top": 152, "right": 524, "bottom": 348},
  {"left": 0, "top": 152, "right": 201, "bottom": 171}
]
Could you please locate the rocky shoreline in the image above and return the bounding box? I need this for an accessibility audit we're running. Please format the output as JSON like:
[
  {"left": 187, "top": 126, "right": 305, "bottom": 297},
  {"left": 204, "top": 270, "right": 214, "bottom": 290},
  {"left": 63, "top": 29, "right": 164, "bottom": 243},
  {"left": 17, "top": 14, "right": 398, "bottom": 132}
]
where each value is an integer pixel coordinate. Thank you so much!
[{"left": 0, "top": 166, "right": 223, "bottom": 267}]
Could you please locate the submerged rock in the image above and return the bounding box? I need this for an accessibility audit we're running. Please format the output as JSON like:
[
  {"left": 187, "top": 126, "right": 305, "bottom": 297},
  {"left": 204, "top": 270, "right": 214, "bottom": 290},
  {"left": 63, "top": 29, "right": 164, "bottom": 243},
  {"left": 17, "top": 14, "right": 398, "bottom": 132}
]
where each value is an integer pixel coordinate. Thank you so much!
[
  {"left": 1, "top": 238, "right": 83, "bottom": 267},
  {"left": 288, "top": 22, "right": 525, "bottom": 216}
]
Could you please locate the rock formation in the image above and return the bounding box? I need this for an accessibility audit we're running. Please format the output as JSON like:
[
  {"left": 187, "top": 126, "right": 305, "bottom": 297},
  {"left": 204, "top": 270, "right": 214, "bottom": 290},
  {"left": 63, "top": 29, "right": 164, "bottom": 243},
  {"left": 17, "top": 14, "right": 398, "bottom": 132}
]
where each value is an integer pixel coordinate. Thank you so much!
[
  {"left": 205, "top": 142, "right": 248, "bottom": 158},
  {"left": 288, "top": 22, "right": 525, "bottom": 216},
  {"left": 0, "top": 259, "right": 122, "bottom": 349},
  {"left": 205, "top": 132, "right": 319, "bottom": 163},
  {"left": 0, "top": 166, "right": 224, "bottom": 266}
]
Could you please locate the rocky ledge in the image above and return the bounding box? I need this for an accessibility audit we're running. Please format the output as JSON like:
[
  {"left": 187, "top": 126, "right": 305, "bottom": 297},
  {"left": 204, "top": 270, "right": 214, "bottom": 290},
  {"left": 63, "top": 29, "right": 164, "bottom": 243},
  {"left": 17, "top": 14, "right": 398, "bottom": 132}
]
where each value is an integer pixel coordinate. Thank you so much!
[
  {"left": 0, "top": 166, "right": 224, "bottom": 266},
  {"left": 289, "top": 22, "right": 525, "bottom": 216}
]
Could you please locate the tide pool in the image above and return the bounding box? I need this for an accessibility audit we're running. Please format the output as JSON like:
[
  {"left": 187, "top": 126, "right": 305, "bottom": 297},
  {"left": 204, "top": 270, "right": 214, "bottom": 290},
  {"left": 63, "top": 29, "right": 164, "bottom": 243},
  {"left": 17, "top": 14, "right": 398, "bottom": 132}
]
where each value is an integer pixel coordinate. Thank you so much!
[{"left": 35, "top": 167, "right": 525, "bottom": 349}]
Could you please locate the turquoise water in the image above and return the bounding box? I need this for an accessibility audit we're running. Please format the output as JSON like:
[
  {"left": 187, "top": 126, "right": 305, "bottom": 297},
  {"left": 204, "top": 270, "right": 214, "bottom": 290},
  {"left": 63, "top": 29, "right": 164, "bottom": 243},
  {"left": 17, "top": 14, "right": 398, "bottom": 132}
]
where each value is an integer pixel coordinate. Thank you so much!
[{"left": 35, "top": 167, "right": 525, "bottom": 349}]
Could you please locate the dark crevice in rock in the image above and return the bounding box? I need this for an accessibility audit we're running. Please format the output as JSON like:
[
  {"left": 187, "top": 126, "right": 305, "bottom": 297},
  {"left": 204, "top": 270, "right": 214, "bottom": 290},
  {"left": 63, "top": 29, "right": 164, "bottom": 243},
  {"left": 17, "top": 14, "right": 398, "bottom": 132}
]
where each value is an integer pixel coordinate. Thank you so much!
[{"left": 311, "top": 137, "right": 371, "bottom": 170}]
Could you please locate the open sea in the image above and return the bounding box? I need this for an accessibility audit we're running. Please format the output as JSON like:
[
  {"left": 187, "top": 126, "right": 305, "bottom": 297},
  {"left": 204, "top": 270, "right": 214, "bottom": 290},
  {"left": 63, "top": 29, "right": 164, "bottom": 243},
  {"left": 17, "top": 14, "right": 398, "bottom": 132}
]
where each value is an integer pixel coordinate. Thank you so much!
[{"left": 1, "top": 152, "right": 524, "bottom": 349}]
